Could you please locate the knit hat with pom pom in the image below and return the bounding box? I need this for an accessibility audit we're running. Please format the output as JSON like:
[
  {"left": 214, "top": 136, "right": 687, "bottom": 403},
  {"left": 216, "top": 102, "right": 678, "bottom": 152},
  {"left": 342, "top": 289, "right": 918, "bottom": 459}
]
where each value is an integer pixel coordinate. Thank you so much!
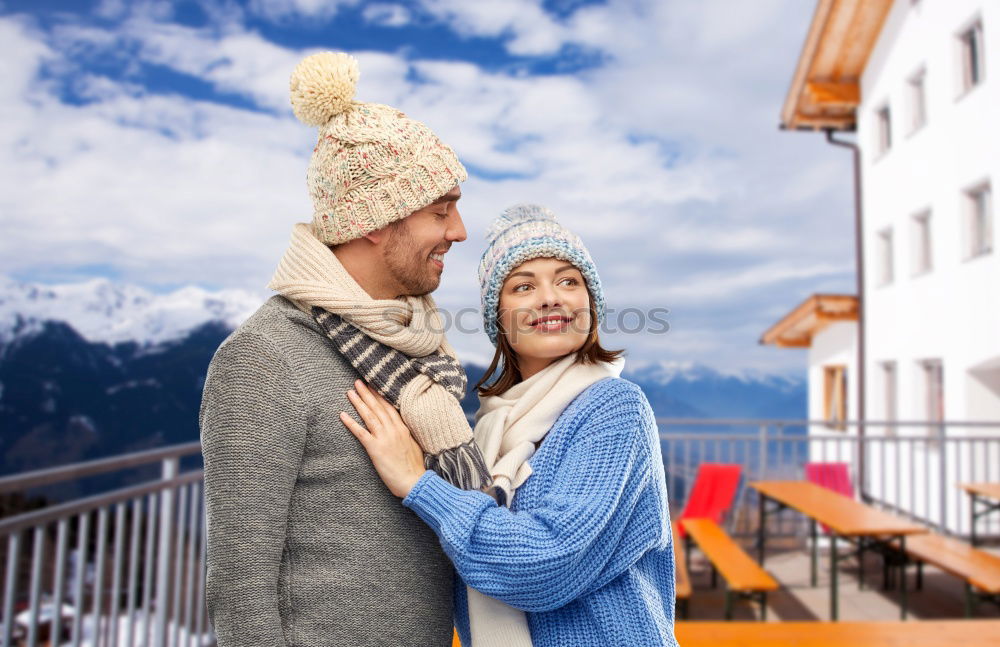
[
  {"left": 478, "top": 204, "right": 606, "bottom": 345},
  {"left": 289, "top": 51, "right": 468, "bottom": 245}
]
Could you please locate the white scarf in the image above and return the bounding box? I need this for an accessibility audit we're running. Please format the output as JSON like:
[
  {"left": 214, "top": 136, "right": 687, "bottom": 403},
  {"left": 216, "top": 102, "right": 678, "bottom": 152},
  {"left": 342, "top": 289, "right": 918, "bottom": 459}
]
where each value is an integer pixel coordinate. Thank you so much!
[{"left": 466, "top": 353, "right": 625, "bottom": 647}]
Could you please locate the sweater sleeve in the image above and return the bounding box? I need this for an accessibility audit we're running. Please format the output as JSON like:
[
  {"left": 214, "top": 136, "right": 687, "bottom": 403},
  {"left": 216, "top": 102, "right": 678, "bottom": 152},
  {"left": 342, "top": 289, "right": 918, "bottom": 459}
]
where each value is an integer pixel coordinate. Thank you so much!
[
  {"left": 199, "top": 332, "right": 309, "bottom": 647},
  {"left": 402, "top": 381, "right": 665, "bottom": 612}
]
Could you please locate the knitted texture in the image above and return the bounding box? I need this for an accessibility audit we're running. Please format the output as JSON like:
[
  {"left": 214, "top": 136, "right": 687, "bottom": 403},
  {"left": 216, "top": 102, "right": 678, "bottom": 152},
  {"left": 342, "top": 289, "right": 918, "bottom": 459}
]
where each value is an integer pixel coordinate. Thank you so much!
[
  {"left": 268, "top": 222, "right": 489, "bottom": 483},
  {"left": 404, "top": 378, "right": 679, "bottom": 647},
  {"left": 200, "top": 295, "right": 454, "bottom": 647},
  {"left": 466, "top": 353, "right": 623, "bottom": 646},
  {"left": 289, "top": 51, "right": 468, "bottom": 245},
  {"left": 478, "top": 204, "right": 605, "bottom": 345},
  {"left": 312, "top": 308, "right": 491, "bottom": 488}
]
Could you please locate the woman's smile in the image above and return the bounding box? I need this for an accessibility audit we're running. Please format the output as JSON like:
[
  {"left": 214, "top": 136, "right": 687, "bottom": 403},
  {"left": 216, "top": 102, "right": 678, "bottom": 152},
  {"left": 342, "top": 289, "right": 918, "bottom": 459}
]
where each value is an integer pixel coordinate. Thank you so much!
[{"left": 529, "top": 313, "right": 574, "bottom": 332}]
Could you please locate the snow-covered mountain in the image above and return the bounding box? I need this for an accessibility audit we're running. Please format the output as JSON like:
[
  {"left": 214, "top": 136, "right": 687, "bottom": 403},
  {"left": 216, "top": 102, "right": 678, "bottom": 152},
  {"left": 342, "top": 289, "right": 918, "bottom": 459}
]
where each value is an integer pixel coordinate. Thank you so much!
[
  {"left": 625, "top": 359, "right": 805, "bottom": 420},
  {"left": 0, "top": 276, "right": 264, "bottom": 347},
  {"left": 0, "top": 277, "right": 807, "bottom": 490},
  {"left": 626, "top": 359, "right": 804, "bottom": 391}
]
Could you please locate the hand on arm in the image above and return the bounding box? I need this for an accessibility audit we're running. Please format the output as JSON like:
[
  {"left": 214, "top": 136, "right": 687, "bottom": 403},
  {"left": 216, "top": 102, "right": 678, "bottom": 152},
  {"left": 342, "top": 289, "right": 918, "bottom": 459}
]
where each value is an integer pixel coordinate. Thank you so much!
[{"left": 341, "top": 380, "right": 427, "bottom": 498}]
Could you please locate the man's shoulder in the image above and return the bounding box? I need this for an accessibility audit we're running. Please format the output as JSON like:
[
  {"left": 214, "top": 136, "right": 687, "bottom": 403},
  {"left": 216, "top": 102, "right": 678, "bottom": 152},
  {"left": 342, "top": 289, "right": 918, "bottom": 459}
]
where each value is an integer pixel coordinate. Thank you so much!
[
  {"left": 208, "top": 295, "right": 356, "bottom": 386},
  {"left": 216, "top": 295, "right": 321, "bottom": 356}
]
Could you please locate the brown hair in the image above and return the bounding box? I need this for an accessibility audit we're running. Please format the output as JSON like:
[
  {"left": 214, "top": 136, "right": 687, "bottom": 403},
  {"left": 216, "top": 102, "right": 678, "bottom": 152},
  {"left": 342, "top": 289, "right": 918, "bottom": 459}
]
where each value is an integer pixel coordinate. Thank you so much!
[{"left": 475, "top": 298, "right": 624, "bottom": 397}]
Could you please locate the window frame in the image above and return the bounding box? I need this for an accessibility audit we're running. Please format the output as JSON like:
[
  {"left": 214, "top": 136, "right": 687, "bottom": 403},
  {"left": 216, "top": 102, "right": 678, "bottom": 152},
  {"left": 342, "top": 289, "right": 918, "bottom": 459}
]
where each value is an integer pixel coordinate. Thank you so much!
[
  {"left": 880, "top": 361, "right": 898, "bottom": 436},
  {"left": 910, "top": 209, "right": 933, "bottom": 276},
  {"left": 877, "top": 226, "right": 895, "bottom": 286},
  {"left": 907, "top": 67, "right": 927, "bottom": 134},
  {"left": 963, "top": 182, "right": 993, "bottom": 260},
  {"left": 875, "top": 103, "right": 893, "bottom": 155},
  {"left": 919, "top": 359, "right": 944, "bottom": 436},
  {"left": 823, "top": 365, "right": 848, "bottom": 432},
  {"left": 956, "top": 17, "right": 985, "bottom": 97}
]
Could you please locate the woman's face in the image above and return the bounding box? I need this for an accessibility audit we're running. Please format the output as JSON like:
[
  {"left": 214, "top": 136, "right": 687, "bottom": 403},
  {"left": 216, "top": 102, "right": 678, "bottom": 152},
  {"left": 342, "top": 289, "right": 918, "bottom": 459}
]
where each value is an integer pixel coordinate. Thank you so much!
[{"left": 497, "top": 257, "right": 592, "bottom": 376}]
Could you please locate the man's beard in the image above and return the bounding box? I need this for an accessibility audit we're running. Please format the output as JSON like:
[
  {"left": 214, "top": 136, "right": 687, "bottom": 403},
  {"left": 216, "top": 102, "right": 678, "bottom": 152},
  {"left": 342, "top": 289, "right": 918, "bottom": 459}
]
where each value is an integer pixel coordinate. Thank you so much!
[{"left": 382, "top": 220, "right": 441, "bottom": 297}]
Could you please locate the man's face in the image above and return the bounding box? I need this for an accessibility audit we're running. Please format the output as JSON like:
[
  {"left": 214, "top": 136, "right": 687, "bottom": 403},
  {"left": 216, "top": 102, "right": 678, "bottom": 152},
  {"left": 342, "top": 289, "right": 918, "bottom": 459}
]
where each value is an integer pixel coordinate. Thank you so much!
[{"left": 382, "top": 186, "right": 466, "bottom": 297}]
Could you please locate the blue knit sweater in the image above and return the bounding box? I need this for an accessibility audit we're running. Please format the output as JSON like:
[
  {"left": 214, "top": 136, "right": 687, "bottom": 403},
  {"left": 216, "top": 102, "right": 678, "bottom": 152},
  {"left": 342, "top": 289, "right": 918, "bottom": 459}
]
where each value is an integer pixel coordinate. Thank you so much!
[{"left": 402, "top": 377, "right": 678, "bottom": 647}]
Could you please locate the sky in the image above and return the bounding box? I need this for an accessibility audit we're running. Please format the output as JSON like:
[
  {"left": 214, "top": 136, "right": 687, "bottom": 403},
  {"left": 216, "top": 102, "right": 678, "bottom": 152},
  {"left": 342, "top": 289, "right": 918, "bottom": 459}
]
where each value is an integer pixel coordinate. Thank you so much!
[{"left": 0, "top": 0, "right": 857, "bottom": 374}]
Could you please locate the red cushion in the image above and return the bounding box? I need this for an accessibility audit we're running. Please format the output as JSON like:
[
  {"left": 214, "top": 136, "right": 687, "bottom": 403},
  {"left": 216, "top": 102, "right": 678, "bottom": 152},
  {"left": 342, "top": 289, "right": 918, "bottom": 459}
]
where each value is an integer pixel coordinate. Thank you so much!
[
  {"left": 805, "top": 462, "right": 854, "bottom": 498},
  {"left": 805, "top": 462, "right": 854, "bottom": 533},
  {"left": 677, "top": 463, "right": 742, "bottom": 538}
]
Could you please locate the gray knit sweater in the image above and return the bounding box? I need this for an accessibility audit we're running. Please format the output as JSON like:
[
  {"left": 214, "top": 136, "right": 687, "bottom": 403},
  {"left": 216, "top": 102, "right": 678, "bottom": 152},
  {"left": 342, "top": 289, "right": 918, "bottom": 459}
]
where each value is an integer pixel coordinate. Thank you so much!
[{"left": 199, "top": 295, "right": 454, "bottom": 647}]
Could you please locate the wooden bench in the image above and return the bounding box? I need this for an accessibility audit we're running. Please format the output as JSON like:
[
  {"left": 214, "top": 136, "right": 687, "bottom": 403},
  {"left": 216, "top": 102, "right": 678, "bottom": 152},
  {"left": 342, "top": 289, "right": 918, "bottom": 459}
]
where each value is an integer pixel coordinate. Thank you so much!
[
  {"left": 891, "top": 531, "right": 1000, "bottom": 616},
  {"left": 680, "top": 518, "right": 778, "bottom": 620},
  {"left": 671, "top": 522, "right": 692, "bottom": 618},
  {"left": 675, "top": 619, "right": 1000, "bottom": 646}
]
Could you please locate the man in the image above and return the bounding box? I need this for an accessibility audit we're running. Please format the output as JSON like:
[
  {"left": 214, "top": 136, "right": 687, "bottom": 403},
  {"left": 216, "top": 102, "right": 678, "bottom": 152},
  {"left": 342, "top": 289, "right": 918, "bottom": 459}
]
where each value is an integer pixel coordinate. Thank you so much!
[{"left": 199, "top": 51, "right": 489, "bottom": 647}]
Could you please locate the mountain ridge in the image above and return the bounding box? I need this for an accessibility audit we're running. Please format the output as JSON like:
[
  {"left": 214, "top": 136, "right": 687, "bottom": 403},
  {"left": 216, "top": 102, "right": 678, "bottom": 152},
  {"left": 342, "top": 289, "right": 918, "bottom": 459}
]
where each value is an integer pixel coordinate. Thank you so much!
[{"left": 0, "top": 279, "right": 806, "bottom": 491}]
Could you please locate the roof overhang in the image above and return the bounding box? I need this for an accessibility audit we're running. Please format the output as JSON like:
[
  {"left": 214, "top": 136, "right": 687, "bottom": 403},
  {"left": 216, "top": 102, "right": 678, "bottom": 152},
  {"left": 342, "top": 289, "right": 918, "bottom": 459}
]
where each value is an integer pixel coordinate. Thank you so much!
[
  {"left": 760, "top": 294, "right": 858, "bottom": 348},
  {"left": 780, "top": 0, "right": 894, "bottom": 131}
]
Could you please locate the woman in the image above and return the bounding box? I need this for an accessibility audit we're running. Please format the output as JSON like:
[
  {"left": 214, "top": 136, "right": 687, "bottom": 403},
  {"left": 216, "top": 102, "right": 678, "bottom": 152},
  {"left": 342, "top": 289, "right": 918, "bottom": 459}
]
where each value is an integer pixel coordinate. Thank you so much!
[{"left": 341, "top": 204, "right": 678, "bottom": 646}]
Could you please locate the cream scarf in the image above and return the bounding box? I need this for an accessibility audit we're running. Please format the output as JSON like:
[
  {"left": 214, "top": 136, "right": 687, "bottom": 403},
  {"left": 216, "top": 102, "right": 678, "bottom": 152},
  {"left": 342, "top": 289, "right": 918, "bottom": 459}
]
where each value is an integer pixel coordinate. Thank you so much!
[
  {"left": 268, "top": 222, "right": 490, "bottom": 488},
  {"left": 467, "top": 353, "right": 625, "bottom": 647}
]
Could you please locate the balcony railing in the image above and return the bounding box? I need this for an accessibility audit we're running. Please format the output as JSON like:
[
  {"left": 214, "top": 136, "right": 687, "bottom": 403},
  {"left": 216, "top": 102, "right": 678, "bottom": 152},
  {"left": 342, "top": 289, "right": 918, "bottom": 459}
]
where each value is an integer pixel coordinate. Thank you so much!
[
  {"left": 659, "top": 418, "right": 1000, "bottom": 539},
  {"left": 0, "top": 419, "right": 998, "bottom": 645},
  {"left": 0, "top": 443, "right": 206, "bottom": 647}
]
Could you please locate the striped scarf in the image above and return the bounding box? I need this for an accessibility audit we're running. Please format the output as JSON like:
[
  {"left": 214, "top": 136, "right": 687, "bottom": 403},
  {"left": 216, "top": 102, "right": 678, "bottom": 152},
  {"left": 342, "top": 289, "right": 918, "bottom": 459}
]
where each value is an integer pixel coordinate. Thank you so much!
[
  {"left": 268, "top": 223, "right": 491, "bottom": 491},
  {"left": 313, "top": 309, "right": 489, "bottom": 486}
]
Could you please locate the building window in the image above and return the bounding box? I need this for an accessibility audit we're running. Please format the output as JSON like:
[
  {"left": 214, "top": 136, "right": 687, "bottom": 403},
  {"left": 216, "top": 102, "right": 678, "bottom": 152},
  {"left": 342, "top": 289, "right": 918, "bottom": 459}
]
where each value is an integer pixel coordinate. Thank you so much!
[
  {"left": 876, "top": 105, "right": 892, "bottom": 154},
  {"left": 920, "top": 359, "right": 944, "bottom": 434},
  {"left": 958, "top": 19, "right": 985, "bottom": 93},
  {"left": 964, "top": 183, "right": 993, "bottom": 259},
  {"left": 911, "top": 210, "right": 932, "bottom": 275},
  {"left": 881, "top": 361, "right": 898, "bottom": 435},
  {"left": 907, "top": 69, "right": 927, "bottom": 132},
  {"left": 878, "top": 227, "right": 894, "bottom": 285},
  {"left": 824, "top": 365, "right": 848, "bottom": 431}
]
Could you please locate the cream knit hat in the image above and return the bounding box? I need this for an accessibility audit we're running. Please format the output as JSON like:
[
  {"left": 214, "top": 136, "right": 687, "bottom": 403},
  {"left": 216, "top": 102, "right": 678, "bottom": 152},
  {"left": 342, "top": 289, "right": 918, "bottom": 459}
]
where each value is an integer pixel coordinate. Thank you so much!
[{"left": 289, "top": 51, "right": 468, "bottom": 245}]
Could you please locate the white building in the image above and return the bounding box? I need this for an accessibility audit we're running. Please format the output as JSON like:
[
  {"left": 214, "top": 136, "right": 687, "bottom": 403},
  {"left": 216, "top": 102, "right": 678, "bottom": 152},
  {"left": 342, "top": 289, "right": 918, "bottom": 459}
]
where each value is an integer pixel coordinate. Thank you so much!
[{"left": 767, "top": 0, "right": 999, "bottom": 534}]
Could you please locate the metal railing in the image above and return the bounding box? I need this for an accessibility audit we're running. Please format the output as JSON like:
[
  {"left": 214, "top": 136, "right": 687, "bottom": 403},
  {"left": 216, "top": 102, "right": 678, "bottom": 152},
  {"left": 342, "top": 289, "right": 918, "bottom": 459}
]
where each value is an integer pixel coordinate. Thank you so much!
[
  {"left": 0, "top": 443, "right": 208, "bottom": 647},
  {"left": 658, "top": 418, "right": 1000, "bottom": 540},
  {"left": 1, "top": 419, "right": 999, "bottom": 645}
]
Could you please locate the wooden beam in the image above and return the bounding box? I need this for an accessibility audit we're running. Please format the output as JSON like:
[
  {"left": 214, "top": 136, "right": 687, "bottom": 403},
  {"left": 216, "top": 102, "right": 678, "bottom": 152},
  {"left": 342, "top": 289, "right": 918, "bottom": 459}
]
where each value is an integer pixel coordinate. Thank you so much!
[
  {"left": 775, "top": 338, "right": 812, "bottom": 349},
  {"left": 760, "top": 296, "right": 818, "bottom": 345},
  {"left": 781, "top": 0, "right": 837, "bottom": 128},
  {"left": 785, "top": 112, "right": 857, "bottom": 131},
  {"left": 805, "top": 81, "right": 860, "bottom": 107},
  {"left": 780, "top": 0, "right": 893, "bottom": 130},
  {"left": 816, "top": 311, "right": 858, "bottom": 324}
]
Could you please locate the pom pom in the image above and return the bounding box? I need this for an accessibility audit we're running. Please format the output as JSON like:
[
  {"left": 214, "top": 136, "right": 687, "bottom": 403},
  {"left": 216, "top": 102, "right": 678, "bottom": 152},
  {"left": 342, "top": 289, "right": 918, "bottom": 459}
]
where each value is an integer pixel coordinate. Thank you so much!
[
  {"left": 485, "top": 203, "right": 558, "bottom": 243},
  {"left": 289, "top": 51, "right": 360, "bottom": 127}
]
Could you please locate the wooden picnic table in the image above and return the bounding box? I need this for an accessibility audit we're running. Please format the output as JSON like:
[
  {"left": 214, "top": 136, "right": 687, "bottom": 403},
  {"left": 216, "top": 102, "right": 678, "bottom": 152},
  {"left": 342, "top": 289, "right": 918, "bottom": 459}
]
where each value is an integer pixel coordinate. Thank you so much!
[
  {"left": 675, "top": 619, "right": 1000, "bottom": 646},
  {"left": 750, "top": 481, "right": 927, "bottom": 621},
  {"left": 959, "top": 482, "right": 1000, "bottom": 546}
]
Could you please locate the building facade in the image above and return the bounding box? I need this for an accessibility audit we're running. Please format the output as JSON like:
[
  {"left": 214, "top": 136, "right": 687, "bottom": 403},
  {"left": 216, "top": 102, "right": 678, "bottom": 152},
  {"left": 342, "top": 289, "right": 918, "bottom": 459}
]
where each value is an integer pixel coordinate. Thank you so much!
[
  {"left": 772, "top": 0, "right": 999, "bottom": 534},
  {"left": 860, "top": 0, "right": 999, "bottom": 426}
]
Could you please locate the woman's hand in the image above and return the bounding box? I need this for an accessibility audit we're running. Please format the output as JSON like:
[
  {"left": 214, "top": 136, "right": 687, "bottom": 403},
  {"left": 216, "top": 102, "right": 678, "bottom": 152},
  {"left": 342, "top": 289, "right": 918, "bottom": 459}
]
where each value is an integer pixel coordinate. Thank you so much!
[{"left": 340, "top": 380, "right": 427, "bottom": 498}]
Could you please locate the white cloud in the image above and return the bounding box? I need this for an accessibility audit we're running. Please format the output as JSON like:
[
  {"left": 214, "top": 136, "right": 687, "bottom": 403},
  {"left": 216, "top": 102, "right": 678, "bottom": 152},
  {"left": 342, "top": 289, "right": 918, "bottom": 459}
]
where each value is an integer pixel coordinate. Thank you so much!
[
  {"left": 94, "top": 0, "right": 128, "bottom": 20},
  {"left": 417, "top": 0, "right": 567, "bottom": 56},
  {"left": 362, "top": 3, "right": 411, "bottom": 28},
  {"left": 665, "top": 260, "right": 855, "bottom": 302},
  {"left": 246, "top": 0, "right": 359, "bottom": 23},
  {"left": 0, "top": 16, "right": 312, "bottom": 291},
  {"left": 121, "top": 20, "right": 303, "bottom": 112},
  {"left": 0, "top": 1, "right": 856, "bottom": 372}
]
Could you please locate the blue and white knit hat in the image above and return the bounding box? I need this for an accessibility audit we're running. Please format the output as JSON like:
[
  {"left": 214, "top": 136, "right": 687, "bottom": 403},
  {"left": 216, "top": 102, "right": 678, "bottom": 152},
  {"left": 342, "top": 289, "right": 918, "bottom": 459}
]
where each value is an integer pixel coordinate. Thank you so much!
[{"left": 479, "top": 204, "right": 606, "bottom": 345}]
